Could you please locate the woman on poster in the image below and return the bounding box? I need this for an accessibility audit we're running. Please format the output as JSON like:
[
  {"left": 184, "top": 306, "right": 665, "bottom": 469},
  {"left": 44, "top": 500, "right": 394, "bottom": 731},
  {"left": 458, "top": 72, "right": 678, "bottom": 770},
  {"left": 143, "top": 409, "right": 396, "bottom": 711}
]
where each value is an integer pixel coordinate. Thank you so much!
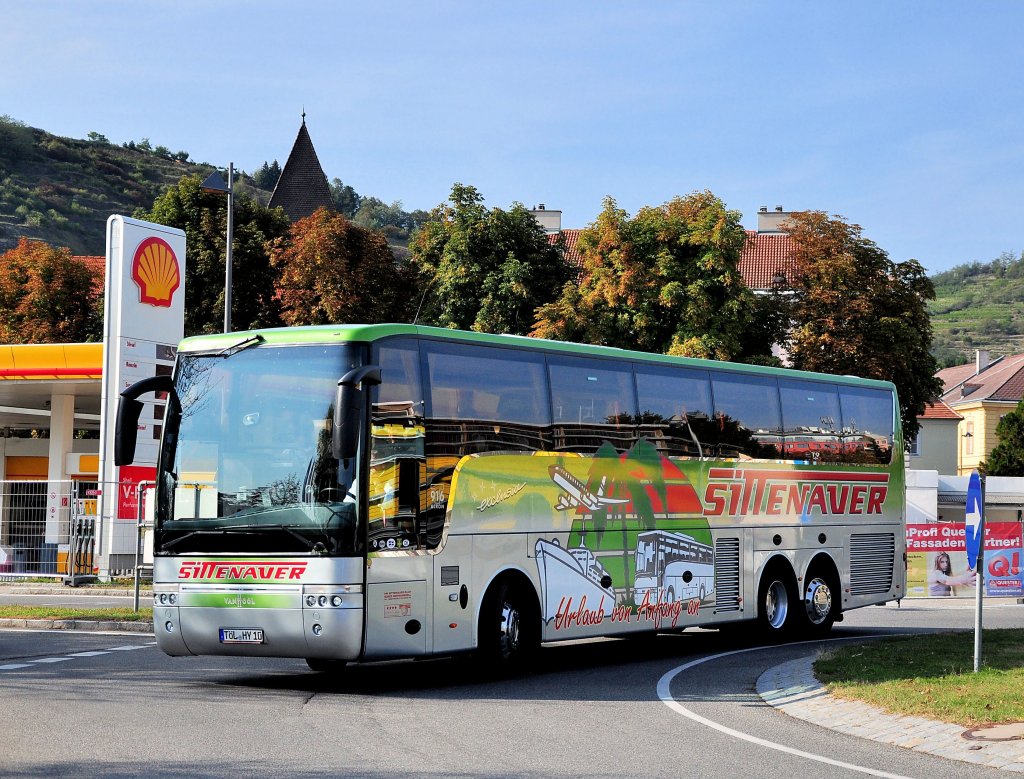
[{"left": 928, "top": 551, "right": 976, "bottom": 596}]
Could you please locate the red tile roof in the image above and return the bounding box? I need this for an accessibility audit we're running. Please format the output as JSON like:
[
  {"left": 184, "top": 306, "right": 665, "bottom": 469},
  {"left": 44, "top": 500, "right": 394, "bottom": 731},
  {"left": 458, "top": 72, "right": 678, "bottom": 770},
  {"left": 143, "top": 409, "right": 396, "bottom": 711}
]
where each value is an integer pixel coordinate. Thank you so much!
[
  {"left": 549, "top": 229, "right": 583, "bottom": 268},
  {"left": 940, "top": 353, "right": 1024, "bottom": 406},
  {"left": 937, "top": 362, "right": 980, "bottom": 394},
  {"left": 737, "top": 231, "right": 800, "bottom": 290},
  {"left": 550, "top": 228, "right": 797, "bottom": 291},
  {"left": 920, "top": 400, "right": 962, "bottom": 420}
]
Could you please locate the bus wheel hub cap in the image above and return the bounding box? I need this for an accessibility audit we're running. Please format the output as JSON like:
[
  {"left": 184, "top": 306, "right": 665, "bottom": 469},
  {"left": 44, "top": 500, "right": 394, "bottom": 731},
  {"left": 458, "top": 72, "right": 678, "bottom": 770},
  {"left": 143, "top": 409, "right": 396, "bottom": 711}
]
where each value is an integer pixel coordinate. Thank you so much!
[{"left": 805, "top": 579, "right": 832, "bottom": 624}]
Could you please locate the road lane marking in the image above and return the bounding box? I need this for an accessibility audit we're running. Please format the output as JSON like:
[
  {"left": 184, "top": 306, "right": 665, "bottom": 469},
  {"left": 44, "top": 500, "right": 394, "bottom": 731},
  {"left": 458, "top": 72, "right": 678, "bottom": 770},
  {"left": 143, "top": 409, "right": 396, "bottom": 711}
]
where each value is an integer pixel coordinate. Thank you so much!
[
  {"left": 657, "top": 636, "right": 915, "bottom": 779},
  {"left": 0, "top": 641, "right": 155, "bottom": 673}
]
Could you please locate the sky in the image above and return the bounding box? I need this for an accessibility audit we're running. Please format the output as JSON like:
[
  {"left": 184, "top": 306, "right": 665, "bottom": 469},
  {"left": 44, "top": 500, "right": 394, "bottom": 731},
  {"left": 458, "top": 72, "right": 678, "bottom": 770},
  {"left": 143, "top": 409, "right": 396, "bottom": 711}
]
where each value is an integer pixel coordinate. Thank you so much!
[{"left": 3, "top": 1, "right": 1023, "bottom": 276}]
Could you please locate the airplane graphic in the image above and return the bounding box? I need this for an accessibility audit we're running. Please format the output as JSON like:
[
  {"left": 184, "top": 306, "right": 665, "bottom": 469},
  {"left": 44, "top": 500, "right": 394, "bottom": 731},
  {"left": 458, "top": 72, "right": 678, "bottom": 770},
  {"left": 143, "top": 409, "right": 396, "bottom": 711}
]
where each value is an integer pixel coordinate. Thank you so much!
[{"left": 549, "top": 464, "right": 630, "bottom": 512}]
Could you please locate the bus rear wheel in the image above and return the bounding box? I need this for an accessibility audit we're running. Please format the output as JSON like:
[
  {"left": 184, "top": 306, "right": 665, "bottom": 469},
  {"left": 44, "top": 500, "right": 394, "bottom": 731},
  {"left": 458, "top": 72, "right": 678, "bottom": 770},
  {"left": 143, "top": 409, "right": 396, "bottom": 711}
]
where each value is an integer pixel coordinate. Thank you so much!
[
  {"left": 478, "top": 580, "right": 538, "bottom": 673},
  {"left": 798, "top": 575, "right": 837, "bottom": 637},
  {"left": 757, "top": 571, "right": 797, "bottom": 640}
]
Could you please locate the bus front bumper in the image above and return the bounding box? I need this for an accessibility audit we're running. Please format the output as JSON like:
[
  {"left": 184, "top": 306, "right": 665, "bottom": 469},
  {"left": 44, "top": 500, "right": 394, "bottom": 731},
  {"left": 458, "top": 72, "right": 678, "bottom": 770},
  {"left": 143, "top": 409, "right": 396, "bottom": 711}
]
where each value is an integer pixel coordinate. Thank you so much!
[{"left": 152, "top": 590, "right": 364, "bottom": 661}]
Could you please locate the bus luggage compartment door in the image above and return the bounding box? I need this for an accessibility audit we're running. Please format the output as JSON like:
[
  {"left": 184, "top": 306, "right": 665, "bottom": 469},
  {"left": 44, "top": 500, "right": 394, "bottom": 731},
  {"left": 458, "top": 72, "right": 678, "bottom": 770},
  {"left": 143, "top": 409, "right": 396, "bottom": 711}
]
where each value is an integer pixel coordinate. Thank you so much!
[
  {"left": 364, "top": 580, "right": 427, "bottom": 658},
  {"left": 432, "top": 535, "right": 473, "bottom": 654}
]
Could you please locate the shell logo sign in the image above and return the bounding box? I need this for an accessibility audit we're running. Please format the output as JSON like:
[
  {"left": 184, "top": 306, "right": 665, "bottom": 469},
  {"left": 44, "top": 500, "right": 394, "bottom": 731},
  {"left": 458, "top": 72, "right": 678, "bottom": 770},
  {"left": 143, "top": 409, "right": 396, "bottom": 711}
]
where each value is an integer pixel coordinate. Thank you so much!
[{"left": 130, "top": 236, "right": 181, "bottom": 308}]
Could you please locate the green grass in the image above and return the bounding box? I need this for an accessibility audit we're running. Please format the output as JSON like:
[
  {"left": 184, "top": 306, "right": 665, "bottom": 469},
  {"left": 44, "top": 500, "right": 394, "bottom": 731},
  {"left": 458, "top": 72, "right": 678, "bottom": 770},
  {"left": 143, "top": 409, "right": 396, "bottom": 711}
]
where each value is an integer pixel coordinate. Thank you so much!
[
  {"left": 815, "top": 630, "right": 1024, "bottom": 727},
  {"left": 0, "top": 606, "right": 152, "bottom": 622}
]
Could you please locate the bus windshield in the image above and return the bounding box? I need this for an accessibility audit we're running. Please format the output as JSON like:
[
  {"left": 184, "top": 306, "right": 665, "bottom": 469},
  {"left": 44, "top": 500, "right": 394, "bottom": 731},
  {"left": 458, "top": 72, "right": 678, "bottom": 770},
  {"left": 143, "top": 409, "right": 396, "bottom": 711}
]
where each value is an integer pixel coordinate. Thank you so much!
[{"left": 155, "top": 342, "right": 367, "bottom": 556}]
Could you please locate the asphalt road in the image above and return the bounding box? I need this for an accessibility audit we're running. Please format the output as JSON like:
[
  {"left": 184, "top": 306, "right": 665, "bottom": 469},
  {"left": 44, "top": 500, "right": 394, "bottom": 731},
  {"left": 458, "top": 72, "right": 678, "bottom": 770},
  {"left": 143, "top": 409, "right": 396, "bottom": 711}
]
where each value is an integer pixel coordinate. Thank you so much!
[{"left": 0, "top": 600, "right": 1022, "bottom": 779}]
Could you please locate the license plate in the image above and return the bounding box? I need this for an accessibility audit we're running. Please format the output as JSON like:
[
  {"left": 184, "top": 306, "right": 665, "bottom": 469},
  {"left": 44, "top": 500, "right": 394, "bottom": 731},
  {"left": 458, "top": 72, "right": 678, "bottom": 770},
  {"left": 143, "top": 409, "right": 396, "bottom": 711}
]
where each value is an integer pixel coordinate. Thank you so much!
[{"left": 219, "top": 628, "right": 264, "bottom": 644}]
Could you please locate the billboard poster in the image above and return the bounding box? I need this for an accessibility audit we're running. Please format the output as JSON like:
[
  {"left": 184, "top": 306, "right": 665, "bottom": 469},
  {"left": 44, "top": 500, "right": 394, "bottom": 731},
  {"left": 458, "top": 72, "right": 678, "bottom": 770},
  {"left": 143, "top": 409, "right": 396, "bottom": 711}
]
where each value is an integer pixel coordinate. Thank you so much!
[
  {"left": 906, "top": 522, "right": 1023, "bottom": 598},
  {"left": 983, "top": 523, "right": 1024, "bottom": 598}
]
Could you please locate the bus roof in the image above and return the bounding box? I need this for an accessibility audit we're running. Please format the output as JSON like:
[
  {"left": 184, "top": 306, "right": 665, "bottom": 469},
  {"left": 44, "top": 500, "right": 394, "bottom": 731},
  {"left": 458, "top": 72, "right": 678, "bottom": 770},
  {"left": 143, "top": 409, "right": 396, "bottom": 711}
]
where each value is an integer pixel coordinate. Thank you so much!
[{"left": 177, "top": 323, "right": 897, "bottom": 391}]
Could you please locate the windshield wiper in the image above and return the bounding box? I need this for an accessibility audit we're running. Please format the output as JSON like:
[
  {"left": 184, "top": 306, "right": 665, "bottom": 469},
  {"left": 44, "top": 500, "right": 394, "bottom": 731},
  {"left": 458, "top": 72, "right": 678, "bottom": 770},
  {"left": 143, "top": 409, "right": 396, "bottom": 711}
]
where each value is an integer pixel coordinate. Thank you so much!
[
  {"left": 161, "top": 525, "right": 324, "bottom": 553},
  {"left": 216, "top": 334, "right": 264, "bottom": 358}
]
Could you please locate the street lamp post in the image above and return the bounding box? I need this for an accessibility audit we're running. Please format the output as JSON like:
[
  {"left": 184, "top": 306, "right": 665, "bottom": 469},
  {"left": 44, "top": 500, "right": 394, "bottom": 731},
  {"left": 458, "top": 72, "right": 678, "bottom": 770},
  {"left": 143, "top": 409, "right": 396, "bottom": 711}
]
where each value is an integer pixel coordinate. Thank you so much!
[{"left": 201, "top": 162, "right": 235, "bottom": 332}]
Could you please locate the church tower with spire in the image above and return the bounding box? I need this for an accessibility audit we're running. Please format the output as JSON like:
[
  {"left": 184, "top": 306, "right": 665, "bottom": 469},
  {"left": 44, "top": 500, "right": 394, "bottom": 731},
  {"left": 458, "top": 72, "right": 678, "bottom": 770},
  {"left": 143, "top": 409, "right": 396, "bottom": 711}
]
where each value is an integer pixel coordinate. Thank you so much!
[{"left": 268, "top": 112, "right": 336, "bottom": 221}]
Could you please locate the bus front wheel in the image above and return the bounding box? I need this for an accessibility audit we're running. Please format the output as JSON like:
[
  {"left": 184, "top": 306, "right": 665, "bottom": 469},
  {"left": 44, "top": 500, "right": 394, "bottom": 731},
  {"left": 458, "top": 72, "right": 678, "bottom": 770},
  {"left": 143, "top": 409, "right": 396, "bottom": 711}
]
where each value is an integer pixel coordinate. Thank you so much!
[{"left": 479, "top": 580, "right": 539, "bottom": 673}]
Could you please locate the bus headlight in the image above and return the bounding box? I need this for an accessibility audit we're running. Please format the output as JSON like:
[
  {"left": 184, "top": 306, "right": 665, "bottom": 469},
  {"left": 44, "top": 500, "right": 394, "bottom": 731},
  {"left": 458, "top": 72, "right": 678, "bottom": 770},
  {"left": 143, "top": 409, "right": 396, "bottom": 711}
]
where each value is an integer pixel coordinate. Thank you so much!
[
  {"left": 306, "top": 595, "right": 317, "bottom": 607},
  {"left": 331, "top": 595, "right": 343, "bottom": 607},
  {"left": 317, "top": 595, "right": 328, "bottom": 607}
]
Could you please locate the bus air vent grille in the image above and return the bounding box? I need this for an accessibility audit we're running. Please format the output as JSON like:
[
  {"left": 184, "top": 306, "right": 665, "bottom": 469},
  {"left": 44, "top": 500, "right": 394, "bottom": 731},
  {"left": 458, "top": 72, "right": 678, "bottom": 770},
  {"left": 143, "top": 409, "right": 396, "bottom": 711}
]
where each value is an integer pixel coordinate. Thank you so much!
[
  {"left": 849, "top": 533, "right": 895, "bottom": 594},
  {"left": 714, "top": 538, "right": 741, "bottom": 611}
]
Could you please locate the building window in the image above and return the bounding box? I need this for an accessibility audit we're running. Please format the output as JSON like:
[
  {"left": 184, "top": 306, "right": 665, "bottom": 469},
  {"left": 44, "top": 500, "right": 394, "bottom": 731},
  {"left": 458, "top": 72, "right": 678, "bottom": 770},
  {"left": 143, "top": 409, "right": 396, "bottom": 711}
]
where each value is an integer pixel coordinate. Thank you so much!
[
  {"left": 964, "top": 421, "right": 974, "bottom": 456},
  {"left": 907, "top": 434, "right": 920, "bottom": 456}
]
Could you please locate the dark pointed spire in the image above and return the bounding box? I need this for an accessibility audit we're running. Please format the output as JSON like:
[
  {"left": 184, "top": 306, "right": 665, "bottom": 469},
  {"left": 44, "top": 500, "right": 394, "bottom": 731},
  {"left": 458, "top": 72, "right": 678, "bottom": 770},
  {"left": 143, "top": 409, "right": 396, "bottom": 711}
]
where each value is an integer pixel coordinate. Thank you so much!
[{"left": 268, "top": 115, "right": 335, "bottom": 222}]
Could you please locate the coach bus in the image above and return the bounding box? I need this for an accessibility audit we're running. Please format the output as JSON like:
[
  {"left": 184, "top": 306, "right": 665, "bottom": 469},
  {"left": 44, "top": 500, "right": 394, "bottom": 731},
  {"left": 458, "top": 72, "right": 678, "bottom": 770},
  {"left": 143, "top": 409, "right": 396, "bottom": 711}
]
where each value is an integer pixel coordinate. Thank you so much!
[{"left": 116, "top": 324, "right": 906, "bottom": 672}]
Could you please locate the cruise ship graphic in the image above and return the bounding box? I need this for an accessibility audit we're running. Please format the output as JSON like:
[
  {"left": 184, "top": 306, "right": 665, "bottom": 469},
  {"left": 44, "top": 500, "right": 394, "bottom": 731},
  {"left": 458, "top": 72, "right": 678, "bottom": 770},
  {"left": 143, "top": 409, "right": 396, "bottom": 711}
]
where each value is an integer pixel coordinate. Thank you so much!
[{"left": 535, "top": 538, "right": 616, "bottom": 622}]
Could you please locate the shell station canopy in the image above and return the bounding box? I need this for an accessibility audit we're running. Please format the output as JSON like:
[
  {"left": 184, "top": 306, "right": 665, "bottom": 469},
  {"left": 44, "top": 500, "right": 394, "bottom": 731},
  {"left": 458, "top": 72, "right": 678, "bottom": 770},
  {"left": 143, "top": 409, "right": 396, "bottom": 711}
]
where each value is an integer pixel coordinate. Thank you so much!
[{"left": 0, "top": 343, "right": 103, "bottom": 434}]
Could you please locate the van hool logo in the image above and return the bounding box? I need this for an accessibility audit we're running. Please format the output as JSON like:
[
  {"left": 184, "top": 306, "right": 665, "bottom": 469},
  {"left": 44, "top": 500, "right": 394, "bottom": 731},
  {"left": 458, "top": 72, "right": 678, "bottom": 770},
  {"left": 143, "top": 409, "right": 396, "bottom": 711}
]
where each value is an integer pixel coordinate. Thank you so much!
[
  {"left": 131, "top": 236, "right": 180, "bottom": 308},
  {"left": 178, "top": 561, "right": 308, "bottom": 581},
  {"left": 703, "top": 468, "right": 889, "bottom": 517}
]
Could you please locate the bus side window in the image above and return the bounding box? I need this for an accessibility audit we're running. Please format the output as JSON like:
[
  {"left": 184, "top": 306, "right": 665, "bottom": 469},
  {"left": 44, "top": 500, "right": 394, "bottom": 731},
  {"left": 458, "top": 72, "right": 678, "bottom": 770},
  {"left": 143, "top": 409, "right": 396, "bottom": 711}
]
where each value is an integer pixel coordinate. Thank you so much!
[
  {"left": 838, "top": 386, "right": 895, "bottom": 465},
  {"left": 634, "top": 364, "right": 713, "bottom": 459},
  {"left": 708, "top": 372, "right": 783, "bottom": 460},
  {"left": 422, "top": 341, "right": 550, "bottom": 458},
  {"left": 547, "top": 356, "right": 637, "bottom": 453},
  {"left": 778, "top": 379, "right": 843, "bottom": 463}
]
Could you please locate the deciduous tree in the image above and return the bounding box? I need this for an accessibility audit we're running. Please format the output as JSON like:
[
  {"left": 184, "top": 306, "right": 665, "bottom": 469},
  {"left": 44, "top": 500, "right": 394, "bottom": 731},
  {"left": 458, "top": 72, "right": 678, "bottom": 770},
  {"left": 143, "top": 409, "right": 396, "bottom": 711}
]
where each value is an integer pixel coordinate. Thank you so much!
[
  {"left": 410, "top": 184, "right": 572, "bottom": 335},
  {"left": 983, "top": 399, "right": 1024, "bottom": 476},
  {"left": 784, "top": 211, "right": 942, "bottom": 441},
  {"left": 272, "top": 208, "right": 415, "bottom": 326},
  {"left": 532, "top": 192, "right": 753, "bottom": 359},
  {"left": 0, "top": 238, "right": 101, "bottom": 342},
  {"left": 136, "top": 174, "right": 290, "bottom": 335}
]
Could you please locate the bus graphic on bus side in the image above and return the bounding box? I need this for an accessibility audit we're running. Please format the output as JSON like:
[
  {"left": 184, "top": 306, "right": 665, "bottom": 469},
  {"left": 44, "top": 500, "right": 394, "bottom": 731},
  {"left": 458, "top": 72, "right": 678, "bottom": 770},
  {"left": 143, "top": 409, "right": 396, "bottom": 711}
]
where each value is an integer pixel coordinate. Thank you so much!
[{"left": 633, "top": 530, "right": 714, "bottom": 605}]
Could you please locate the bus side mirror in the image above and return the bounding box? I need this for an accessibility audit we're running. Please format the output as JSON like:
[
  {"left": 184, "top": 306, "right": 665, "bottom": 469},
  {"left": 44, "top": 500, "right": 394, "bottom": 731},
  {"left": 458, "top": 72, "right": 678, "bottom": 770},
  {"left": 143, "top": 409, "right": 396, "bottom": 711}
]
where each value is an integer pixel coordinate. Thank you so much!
[
  {"left": 333, "top": 365, "right": 382, "bottom": 461},
  {"left": 116, "top": 375, "right": 175, "bottom": 466}
]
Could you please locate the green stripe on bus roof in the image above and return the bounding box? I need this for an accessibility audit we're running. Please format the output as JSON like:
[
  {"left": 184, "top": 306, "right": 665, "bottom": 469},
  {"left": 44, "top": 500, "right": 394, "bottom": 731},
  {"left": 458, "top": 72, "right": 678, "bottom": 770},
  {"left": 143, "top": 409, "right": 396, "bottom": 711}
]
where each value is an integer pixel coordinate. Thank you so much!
[{"left": 177, "top": 323, "right": 896, "bottom": 390}]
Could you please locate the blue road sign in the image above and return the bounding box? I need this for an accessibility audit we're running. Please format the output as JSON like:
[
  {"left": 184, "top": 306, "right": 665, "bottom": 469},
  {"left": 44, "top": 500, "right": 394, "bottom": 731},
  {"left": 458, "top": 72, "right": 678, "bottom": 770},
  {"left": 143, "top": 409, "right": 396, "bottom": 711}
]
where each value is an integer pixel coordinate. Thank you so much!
[{"left": 965, "top": 471, "right": 984, "bottom": 570}]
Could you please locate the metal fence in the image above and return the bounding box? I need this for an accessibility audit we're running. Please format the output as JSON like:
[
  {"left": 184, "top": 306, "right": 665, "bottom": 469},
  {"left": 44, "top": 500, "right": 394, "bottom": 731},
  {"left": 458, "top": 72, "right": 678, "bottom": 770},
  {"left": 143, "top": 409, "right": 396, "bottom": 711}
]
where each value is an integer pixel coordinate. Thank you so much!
[{"left": 0, "top": 479, "right": 108, "bottom": 583}]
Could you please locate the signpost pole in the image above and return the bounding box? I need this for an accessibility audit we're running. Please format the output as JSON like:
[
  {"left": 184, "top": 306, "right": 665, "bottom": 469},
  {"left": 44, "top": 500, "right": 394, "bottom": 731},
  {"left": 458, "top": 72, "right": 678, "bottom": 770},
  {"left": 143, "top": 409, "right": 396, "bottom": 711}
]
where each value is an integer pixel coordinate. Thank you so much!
[{"left": 971, "top": 473, "right": 986, "bottom": 673}]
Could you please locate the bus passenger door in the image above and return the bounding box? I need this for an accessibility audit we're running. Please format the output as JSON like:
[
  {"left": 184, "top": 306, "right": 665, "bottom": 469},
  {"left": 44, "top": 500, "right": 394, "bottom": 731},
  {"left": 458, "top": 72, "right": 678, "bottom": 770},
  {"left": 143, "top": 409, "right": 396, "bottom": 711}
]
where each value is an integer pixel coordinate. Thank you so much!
[{"left": 432, "top": 534, "right": 474, "bottom": 654}]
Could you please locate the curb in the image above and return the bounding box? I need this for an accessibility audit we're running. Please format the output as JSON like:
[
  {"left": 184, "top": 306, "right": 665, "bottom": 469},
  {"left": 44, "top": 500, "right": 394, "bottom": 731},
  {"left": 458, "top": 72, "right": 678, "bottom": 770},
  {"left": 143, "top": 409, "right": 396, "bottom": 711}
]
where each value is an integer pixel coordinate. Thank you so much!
[
  {"left": 758, "top": 655, "right": 1024, "bottom": 771},
  {"left": 0, "top": 618, "right": 153, "bottom": 633},
  {"left": 0, "top": 586, "right": 150, "bottom": 597}
]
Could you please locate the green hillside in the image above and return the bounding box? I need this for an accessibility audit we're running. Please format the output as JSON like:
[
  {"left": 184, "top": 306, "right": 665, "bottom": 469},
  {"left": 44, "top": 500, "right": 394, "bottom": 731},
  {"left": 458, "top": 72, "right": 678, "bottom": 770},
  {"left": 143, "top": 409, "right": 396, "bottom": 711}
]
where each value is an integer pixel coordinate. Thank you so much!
[
  {"left": 0, "top": 116, "right": 424, "bottom": 260},
  {"left": 929, "top": 252, "right": 1024, "bottom": 368},
  {"left": 0, "top": 116, "right": 264, "bottom": 256}
]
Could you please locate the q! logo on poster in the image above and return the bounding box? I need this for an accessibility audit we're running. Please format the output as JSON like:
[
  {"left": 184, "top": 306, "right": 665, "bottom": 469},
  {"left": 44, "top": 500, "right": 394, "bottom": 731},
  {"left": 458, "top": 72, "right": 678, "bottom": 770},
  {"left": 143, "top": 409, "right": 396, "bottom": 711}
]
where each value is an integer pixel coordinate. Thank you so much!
[{"left": 130, "top": 236, "right": 181, "bottom": 308}]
